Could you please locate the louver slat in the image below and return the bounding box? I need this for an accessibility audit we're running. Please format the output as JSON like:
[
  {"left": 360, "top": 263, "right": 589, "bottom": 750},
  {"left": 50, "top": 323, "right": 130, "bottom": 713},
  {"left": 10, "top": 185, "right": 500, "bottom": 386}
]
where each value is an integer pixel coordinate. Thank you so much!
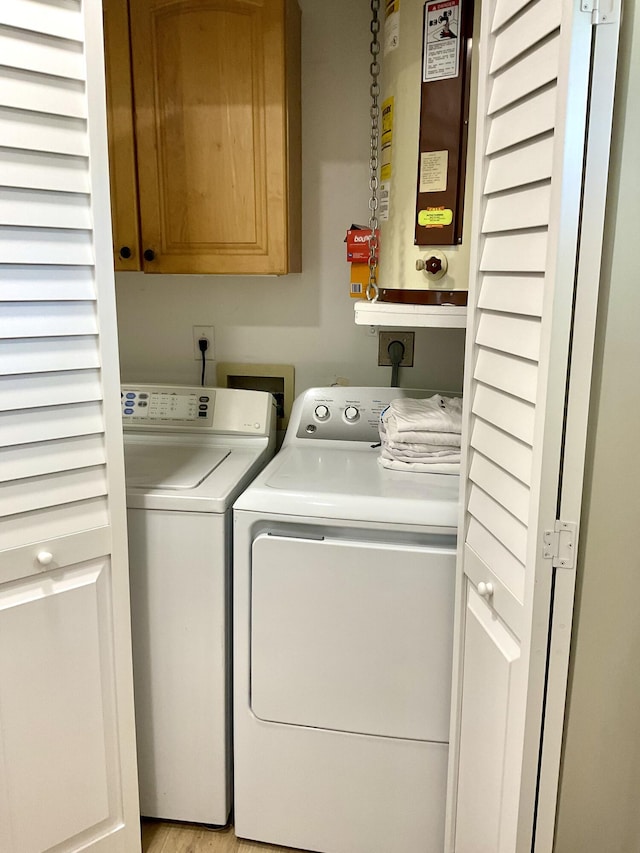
[
  {"left": 0, "top": 226, "right": 93, "bottom": 265},
  {"left": 465, "top": 524, "right": 525, "bottom": 602},
  {"left": 0, "top": 68, "right": 86, "bottom": 118},
  {"left": 485, "top": 134, "right": 554, "bottom": 193},
  {"left": 469, "top": 451, "right": 530, "bottom": 524},
  {"left": 483, "top": 184, "right": 551, "bottom": 233},
  {"left": 0, "top": 188, "right": 91, "bottom": 229},
  {"left": 481, "top": 230, "right": 548, "bottom": 273},
  {"left": 0, "top": 1, "right": 84, "bottom": 42},
  {"left": 0, "top": 337, "right": 100, "bottom": 374},
  {"left": 0, "top": 108, "right": 88, "bottom": 157},
  {"left": 474, "top": 348, "right": 538, "bottom": 403},
  {"left": 0, "top": 466, "right": 107, "bottom": 517},
  {"left": 0, "top": 302, "right": 97, "bottom": 337},
  {"left": 0, "top": 402, "right": 104, "bottom": 448},
  {"left": 488, "top": 35, "right": 560, "bottom": 114},
  {"left": 468, "top": 485, "right": 528, "bottom": 563},
  {"left": 0, "top": 26, "right": 85, "bottom": 81},
  {"left": 0, "top": 149, "right": 90, "bottom": 193},
  {"left": 487, "top": 88, "right": 556, "bottom": 155},
  {"left": 490, "top": 0, "right": 561, "bottom": 74},
  {"left": 0, "top": 370, "right": 102, "bottom": 411},
  {"left": 0, "top": 498, "right": 109, "bottom": 552},
  {"left": 478, "top": 274, "right": 544, "bottom": 317},
  {"left": 0, "top": 434, "right": 106, "bottom": 482},
  {"left": 470, "top": 418, "right": 533, "bottom": 486},
  {"left": 472, "top": 384, "right": 535, "bottom": 446},
  {"left": 0, "top": 266, "right": 95, "bottom": 300},
  {"left": 475, "top": 312, "right": 541, "bottom": 361}
]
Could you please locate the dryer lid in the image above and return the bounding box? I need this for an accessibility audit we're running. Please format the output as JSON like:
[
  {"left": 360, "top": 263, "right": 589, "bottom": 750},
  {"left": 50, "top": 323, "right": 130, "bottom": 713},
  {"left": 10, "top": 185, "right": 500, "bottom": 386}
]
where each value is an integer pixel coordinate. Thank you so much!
[{"left": 124, "top": 444, "right": 230, "bottom": 489}]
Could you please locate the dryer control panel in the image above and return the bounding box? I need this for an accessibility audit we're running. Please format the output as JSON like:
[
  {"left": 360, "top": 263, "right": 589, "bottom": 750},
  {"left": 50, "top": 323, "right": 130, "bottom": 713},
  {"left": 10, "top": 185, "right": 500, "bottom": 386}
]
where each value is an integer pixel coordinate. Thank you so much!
[
  {"left": 121, "top": 384, "right": 275, "bottom": 436},
  {"left": 290, "top": 386, "right": 452, "bottom": 443}
]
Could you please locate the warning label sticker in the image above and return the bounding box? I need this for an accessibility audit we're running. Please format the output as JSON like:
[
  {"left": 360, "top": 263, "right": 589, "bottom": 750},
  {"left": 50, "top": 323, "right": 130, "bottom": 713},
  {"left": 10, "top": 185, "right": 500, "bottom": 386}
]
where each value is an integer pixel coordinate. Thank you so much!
[{"left": 423, "top": 0, "right": 461, "bottom": 83}]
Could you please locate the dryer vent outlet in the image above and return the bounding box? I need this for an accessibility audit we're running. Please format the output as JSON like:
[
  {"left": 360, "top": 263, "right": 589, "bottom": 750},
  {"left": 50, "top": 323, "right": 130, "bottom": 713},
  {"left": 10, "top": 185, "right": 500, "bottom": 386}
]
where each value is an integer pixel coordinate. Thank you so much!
[
  {"left": 378, "top": 331, "right": 415, "bottom": 367},
  {"left": 216, "top": 362, "right": 295, "bottom": 431}
]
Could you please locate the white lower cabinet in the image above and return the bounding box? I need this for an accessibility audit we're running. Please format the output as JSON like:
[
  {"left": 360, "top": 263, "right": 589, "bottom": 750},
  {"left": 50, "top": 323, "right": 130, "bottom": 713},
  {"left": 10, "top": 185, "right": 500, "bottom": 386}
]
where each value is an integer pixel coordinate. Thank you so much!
[
  {"left": 0, "top": 550, "right": 126, "bottom": 853},
  {"left": 454, "top": 582, "right": 522, "bottom": 853}
]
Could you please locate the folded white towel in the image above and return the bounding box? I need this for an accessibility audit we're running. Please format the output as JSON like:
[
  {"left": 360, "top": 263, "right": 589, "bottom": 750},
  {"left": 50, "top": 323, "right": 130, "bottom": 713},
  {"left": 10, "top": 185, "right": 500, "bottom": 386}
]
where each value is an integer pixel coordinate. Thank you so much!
[
  {"left": 377, "top": 394, "right": 462, "bottom": 474},
  {"left": 381, "top": 447, "right": 460, "bottom": 464},
  {"left": 382, "top": 395, "right": 463, "bottom": 445},
  {"left": 379, "top": 418, "right": 461, "bottom": 451},
  {"left": 378, "top": 455, "right": 460, "bottom": 474}
]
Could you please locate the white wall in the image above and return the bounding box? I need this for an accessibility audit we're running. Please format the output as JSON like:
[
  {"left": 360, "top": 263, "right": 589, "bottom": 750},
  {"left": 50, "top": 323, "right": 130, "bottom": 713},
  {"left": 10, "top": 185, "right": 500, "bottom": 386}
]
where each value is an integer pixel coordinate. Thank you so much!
[
  {"left": 115, "top": 0, "right": 466, "bottom": 396},
  {"left": 554, "top": 0, "right": 640, "bottom": 848}
]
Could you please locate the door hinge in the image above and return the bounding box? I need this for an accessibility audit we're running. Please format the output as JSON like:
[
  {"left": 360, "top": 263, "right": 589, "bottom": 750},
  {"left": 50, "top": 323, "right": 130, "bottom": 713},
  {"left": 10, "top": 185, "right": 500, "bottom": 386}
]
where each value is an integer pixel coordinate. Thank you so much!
[
  {"left": 543, "top": 521, "right": 577, "bottom": 568},
  {"left": 580, "top": 0, "right": 619, "bottom": 25}
]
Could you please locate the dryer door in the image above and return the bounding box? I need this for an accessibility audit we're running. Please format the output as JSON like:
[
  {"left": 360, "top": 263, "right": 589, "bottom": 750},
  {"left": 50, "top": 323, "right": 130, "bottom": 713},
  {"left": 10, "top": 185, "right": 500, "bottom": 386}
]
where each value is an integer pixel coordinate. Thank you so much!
[{"left": 250, "top": 534, "right": 456, "bottom": 742}]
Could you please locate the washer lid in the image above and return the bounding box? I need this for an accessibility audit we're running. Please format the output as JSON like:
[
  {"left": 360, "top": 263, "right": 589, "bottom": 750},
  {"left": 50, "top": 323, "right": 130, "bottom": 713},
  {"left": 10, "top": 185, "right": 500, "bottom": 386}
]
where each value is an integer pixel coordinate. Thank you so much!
[
  {"left": 235, "top": 446, "right": 459, "bottom": 530},
  {"left": 124, "top": 444, "right": 230, "bottom": 489}
]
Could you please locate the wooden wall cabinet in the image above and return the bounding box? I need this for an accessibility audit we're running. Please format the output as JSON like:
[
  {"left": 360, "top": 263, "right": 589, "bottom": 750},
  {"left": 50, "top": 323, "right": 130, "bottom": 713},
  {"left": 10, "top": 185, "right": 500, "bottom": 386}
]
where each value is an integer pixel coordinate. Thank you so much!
[{"left": 104, "top": 0, "right": 302, "bottom": 275}]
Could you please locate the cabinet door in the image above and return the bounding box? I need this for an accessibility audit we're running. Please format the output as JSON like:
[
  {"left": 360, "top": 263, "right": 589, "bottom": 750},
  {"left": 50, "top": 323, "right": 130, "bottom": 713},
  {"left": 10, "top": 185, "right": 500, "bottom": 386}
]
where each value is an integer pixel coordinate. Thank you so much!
[
  {"left": 130, "top": 0, "right": 301, "bottom": 275},
  {"left": 448, "top": 0, "right": 620, "bottom": 845},
  {"left": 0, "top": 1, "right": 139, "bottom": 850},
  {"left": 0, "top": 549, "right": 126, "bottom": 853},
  {"left": 454, "top": 584, "right": 521, "bottom": 853},
  {"left": 103, "top": 0, "right": 141, "bottom": 271}
]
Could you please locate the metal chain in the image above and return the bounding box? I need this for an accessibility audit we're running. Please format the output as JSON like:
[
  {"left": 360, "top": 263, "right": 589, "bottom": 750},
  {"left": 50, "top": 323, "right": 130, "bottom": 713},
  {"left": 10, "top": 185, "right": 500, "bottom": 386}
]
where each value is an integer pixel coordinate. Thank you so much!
[{"left": 366, "top": 0, "right": 381, "bottom": 302}]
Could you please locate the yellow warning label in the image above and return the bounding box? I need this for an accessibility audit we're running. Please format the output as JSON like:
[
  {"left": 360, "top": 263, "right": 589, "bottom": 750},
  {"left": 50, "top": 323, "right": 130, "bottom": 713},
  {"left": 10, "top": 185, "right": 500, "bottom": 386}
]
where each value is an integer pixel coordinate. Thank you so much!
[
  {"left": 418, "top": 208, "right": 453, "bottom": 227},
  {"left": 381, "top": 96, "right": 394, "bottom": 182}
]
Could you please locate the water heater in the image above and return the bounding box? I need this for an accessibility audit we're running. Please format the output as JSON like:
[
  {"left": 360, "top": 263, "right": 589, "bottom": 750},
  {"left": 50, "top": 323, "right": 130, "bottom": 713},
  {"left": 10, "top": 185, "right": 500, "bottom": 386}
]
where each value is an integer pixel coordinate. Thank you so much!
[{"left": 376, "top": 0, "right": 479, "bottom": 302}]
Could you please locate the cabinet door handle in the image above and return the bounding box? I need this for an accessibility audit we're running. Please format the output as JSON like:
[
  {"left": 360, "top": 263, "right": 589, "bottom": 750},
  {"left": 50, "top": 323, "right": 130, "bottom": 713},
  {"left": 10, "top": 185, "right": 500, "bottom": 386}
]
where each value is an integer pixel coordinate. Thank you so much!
[
  {"left": 143, "top": 249, "right": 156, "bottom": 262},
  {"left": 36, "top": 551, "right": 54, "bottom": 567},
  {"left": 477, "top": 581, "right": 494, "bottom": 598},
  {"left": 119, "top": 245, "right": 132, "bottom": 259}
]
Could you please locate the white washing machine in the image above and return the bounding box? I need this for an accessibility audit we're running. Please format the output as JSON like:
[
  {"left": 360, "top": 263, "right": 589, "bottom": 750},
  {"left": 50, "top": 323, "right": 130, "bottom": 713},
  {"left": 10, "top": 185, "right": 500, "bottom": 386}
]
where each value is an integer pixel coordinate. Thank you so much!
[
  {"left": 122, "top": 384, "right": 275, "bottom": 826},
  {"left": 233, "top": 386, "right": 459, "bottom": 853}
]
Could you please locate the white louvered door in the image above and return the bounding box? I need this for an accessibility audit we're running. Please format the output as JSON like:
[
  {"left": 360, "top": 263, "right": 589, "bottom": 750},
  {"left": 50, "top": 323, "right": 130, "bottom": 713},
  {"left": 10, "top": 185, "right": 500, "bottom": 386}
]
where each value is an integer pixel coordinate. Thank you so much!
[
  {"left": 0, "top": 3, "right": 139, "bottom": 852},
  {"left": 448, "top": 0, "right": 619, "bottom": 849}
]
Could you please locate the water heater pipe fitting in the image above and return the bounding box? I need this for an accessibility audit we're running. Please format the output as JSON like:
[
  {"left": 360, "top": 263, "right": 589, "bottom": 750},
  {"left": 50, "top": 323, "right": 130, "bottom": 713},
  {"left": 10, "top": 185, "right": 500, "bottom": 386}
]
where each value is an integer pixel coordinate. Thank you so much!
[{"left": 416, "top": 250, "right": 448, "bottom": 281}]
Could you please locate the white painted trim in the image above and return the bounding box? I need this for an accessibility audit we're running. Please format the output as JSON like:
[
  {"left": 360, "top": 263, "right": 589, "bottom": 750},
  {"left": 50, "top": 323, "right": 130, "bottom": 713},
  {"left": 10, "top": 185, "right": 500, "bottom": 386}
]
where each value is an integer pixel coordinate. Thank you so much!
[
  {"left": 534, "top": 16, "right": 621, "bottom": 850},
  {"left": 513, "top": 0, "right": 595, "bottom": 844},
  {"left": 444, "top": 0, "right": 493, "bottom": 841},
  {"left": 83, "top": 1, "right": 141, "bottom": 849},
  {"left": 353, "top": 301, "right": 467, "bottom": 328}
]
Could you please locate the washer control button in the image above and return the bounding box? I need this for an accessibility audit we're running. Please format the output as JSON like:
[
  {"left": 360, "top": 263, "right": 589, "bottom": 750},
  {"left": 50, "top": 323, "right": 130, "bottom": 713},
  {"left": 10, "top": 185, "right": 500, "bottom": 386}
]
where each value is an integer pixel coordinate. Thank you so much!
[
  {"left": 344, "top": 405, "right": 360, "bottom": 421},
  {"left": 314, "top": 404, "right": 330, "bottom": 421},
  {"left": 124, "top": 408, "right": 134, "bottom": 415},
  {"left": 126, "top": 392, "right": 136, "bottom": 399}
]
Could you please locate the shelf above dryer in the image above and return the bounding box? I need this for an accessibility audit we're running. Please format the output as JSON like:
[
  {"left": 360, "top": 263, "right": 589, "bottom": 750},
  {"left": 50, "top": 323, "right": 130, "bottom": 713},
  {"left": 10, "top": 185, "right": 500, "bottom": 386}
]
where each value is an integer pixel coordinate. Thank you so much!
[{"left": 354, "top": 301, "right": 467, "bottom": 328}]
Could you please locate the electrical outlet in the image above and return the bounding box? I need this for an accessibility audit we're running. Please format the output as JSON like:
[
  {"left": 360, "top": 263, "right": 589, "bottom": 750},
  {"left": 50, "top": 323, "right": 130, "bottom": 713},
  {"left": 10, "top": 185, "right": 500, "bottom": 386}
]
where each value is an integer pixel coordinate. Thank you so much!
[
  {"left": 378, "top": 330, "right": 415, "bottom": 367},
  {"left": 193, "top": 325, "right": 215, "bottom": 360}
]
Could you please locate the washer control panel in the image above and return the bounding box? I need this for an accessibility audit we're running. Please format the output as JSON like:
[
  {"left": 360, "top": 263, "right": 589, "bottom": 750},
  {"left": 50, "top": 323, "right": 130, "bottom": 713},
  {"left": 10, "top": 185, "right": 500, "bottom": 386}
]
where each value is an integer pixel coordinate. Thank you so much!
[
  {"left": 291, "top": 386, "right": 442, "bottom": 443},
  {"left": 121, "top": 386, "right": 214, "bottom": 426},
  {"left": 121, "top": 384, "right": 275, "bottom": 435}
]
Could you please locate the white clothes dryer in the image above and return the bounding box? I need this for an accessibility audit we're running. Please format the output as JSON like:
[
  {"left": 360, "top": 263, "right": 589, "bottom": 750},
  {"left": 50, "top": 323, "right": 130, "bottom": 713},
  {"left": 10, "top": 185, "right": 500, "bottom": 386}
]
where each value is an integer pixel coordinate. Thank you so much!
[
  {"left": 122, "top": 384, "right": 275, "bottom": 826},
  {"left": 233, "top": 386, "right": 459, "bottom": 853}
]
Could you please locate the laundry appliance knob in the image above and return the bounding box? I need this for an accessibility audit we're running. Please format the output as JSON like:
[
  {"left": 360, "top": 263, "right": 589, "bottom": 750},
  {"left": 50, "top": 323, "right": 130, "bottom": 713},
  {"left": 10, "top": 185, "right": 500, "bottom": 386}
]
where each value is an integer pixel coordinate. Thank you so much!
[{"left": 344, "top": 406, "right": 359, "bottom": 421}]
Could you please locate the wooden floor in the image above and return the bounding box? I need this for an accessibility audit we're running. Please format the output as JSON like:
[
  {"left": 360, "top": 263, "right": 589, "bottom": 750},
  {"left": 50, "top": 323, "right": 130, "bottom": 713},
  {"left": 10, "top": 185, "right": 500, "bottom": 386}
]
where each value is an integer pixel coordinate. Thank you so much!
[{"left": 141, "top": 820, "right": 310, "bottom": 853}]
